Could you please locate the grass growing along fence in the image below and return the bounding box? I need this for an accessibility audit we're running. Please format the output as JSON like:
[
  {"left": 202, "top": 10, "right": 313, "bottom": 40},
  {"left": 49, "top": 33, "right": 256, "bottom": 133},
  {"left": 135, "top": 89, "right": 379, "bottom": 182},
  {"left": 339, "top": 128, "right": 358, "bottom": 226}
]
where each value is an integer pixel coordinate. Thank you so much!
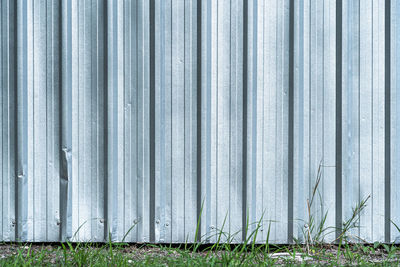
[{"left": 1, "top": 162, "right": 400, "bottom": 266}]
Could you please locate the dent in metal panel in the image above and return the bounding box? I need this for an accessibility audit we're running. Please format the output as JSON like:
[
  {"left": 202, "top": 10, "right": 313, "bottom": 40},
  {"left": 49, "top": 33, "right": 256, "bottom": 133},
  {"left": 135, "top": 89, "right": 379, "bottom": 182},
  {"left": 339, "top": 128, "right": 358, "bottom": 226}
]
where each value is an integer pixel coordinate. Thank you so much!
[{"left": 61, "top": 0, "right": 73, "bottom": 242}]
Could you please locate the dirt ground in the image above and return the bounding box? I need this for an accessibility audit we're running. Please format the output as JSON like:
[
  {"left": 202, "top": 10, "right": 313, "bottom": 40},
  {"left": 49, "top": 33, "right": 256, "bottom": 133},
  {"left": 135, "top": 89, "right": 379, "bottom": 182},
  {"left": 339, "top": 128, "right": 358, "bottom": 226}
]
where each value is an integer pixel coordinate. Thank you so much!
[{"left": 0, "top": 243, "right": 399, "bottom": 266}]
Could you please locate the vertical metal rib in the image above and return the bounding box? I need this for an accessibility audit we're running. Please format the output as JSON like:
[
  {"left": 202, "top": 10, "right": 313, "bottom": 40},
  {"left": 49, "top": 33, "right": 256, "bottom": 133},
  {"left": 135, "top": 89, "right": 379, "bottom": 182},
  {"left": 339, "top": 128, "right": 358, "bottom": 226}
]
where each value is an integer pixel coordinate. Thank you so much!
[
  {"left": 288, "top": 0, "right": 295, "bottom": 244},
  {"left": 103, "top": 0, "right": 109, "bottom": 241},
  {"left": 385, "top": 0, "right": 391, "bottom": 243},
  {"left": 16, "top": 0, "right": 28, "bottom": 242},
  {"left": 12, "top": 0, "right": 18, "bottom": 241},
  {"left": 336, "top": 0, "right": 343, "bottom": 240},
  {"left": 60, "top": 0, "right": 73, "bottom": 242},
  {"left": 196, "top": 0, "right": 202, "bottom": 242},
  {"left": 242, "top": 0, "right": 248, "bottom": 242},
  {"left": 0, "top": 0, "right": 18, "bottom": 241},
  {"left": 149, "top": 0, "right": 156, "bottom": 243}
]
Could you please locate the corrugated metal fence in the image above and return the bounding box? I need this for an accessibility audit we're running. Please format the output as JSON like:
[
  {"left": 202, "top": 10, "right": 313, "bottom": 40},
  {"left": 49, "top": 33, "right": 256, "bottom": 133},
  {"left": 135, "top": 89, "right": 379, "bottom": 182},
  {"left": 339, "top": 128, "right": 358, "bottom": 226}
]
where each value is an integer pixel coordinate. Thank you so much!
[{"left": 0, "top": 0, "right": 399, "bottom": 243}]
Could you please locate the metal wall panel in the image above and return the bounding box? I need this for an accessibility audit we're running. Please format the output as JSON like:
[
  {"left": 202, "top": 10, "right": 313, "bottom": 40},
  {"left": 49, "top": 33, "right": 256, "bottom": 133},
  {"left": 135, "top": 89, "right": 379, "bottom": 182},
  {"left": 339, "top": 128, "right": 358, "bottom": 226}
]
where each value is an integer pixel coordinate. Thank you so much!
[
  {"left": 0, "top": 0, "right": 16, "bottom": 242},
  {"left": 63, "top": 0, "right": 107, "bottom": 242},
  {"left": 0, "top": 0, "right": 399, "bottom": 243},
  {"left": 16, "top": 0, "right": 61, "bottom": 242},
  {"left": 343, "top": 0, "right": 386, "bottom": 243},
  {"left": 200, "top": 0, "right": 243, "bottom": 244},
  {"left": 246, "top": 0, "right": 290, "bottom": 244},
  {"left": 293, "top": 0, "right": 337, "bottom": 243},
  {"left": 153, "top": 0, "right": 198, "bottom": 243},
  {"left": 107, "top": 0, "right": 151, "bottom": 243}
]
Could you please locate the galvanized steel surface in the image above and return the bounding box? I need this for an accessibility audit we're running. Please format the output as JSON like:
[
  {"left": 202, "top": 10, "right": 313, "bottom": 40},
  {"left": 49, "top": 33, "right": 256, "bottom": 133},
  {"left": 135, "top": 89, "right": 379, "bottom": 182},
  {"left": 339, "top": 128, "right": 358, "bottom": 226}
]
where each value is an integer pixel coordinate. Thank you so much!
[{"left": 0, "top": 0, "right": 398, "bottom": 243}]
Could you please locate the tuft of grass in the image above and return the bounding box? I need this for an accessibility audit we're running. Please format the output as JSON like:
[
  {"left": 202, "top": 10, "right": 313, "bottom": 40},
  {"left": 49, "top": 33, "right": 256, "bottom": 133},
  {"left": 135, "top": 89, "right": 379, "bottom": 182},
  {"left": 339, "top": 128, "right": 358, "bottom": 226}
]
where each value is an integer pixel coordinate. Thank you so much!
[{"left": 300, "top": 160, "right": 336, "bottom": 250}]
